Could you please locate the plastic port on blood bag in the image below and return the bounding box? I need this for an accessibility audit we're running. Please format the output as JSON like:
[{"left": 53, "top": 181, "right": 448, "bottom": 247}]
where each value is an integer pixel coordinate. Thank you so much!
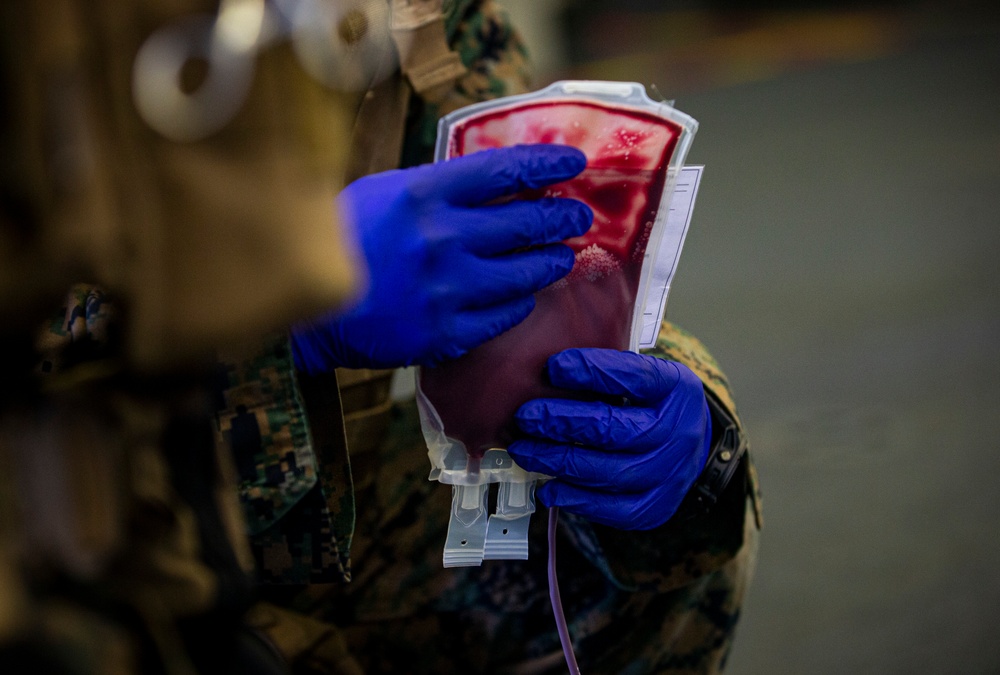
[{"left": 419, "top": 81, "right": 698, "bottom": 567}]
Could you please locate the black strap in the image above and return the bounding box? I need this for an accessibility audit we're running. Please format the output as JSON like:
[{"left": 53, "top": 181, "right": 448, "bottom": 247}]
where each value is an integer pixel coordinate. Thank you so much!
[{"left": 677, "top": 393, "right": 748, "bottom": 519}]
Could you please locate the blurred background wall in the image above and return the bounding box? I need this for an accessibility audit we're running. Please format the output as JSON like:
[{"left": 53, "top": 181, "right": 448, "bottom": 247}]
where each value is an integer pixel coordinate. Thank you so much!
[{"left": 500, "top": 1, "right": 1000, "bottom": 673}]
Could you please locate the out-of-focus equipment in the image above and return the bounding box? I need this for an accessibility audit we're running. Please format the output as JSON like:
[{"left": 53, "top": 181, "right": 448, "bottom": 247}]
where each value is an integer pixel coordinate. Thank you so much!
[{"left": 133, "top": 0, "right": 397, "bottom": 142}]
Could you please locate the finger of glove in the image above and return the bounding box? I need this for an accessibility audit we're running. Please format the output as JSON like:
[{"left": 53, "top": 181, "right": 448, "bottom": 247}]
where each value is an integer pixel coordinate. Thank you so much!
[
  {"left": 536, "top": 481, "right": 665, "bottom": 530},
  {"left": 452, "top": 198, "right": 593, "bottom": 256},
  {"left": 515, "top": 398, "right": 664, "bottom": 451},
  {"left": 428, "top": 296, "right": 537, "bottom": 364},
  {"left": 507, "top": 439, "right": 662, "bottom": 491},
  {"left": 547, "top": 349, "right": 684, "bottom": 403},
  {"left": 429, "top": 145, "right": 587, "bottom": 205},
  {"left": 289, "top": 321, "right": 340, "bottom": 375},
  {"left": 455, "top": 245, "right": 575, "bottom": 309}
]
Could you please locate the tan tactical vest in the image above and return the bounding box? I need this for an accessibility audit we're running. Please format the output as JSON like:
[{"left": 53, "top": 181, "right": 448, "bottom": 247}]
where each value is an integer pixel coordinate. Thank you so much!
[
  {"left": 1, "top": 0, "right": 372, "bottom": 371},
  {"left": 334, "top": 0, "right": 469, "bottom": 445}
]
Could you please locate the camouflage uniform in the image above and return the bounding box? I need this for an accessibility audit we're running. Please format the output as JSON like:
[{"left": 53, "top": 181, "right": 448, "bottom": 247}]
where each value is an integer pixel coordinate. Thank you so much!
[
  {"left": 1, "top": 0, "right": 369, "bottom": 671},
  {"left": 239, "top": 325, "right": 761, "bottom": 674},
  {"left": 219, "top": 2, "right": 763, "bottom": 673}
]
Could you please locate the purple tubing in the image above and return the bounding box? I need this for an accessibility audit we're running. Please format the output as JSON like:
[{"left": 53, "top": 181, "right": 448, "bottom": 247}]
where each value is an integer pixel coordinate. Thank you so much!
[{"left": 548, "top": 506, "right": 582, "bottom": 674}]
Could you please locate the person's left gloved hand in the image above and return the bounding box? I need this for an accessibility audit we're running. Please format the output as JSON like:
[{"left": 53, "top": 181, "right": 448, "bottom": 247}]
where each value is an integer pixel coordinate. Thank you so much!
[
  {"left": 290, "top": 145, "right": 592, "bottom": 373},
  {"left": 507, "top": 348, "right": 712, "bottom": 530}
]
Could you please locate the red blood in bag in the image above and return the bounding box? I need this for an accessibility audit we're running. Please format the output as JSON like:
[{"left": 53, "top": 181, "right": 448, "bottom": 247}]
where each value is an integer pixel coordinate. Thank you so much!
[{"left": 421, "top": 100, "right": 681, "bottom": 458}]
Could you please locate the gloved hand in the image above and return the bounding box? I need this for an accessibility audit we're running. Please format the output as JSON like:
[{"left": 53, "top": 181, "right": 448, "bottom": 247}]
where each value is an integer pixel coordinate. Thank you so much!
[
  {"left": 291, "top": 144, "right": 593, "bottom": 372},
  {"left": 507, "top": 348, "right": 712, "bottom": 530}
]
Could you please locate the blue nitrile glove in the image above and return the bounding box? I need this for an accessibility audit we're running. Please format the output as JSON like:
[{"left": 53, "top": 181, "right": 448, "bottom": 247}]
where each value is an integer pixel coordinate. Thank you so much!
[
  {"left": 507, "top": 348, "right": 712, "bottom": 530},
  {"left": 290, "top": 144, "right": 593, "bottom": 372}
]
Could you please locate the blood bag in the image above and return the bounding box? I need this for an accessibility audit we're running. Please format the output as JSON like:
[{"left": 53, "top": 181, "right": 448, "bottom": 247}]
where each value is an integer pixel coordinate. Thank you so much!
[{"left": 417, "top": 81, "right": 698, "bottom": 567}]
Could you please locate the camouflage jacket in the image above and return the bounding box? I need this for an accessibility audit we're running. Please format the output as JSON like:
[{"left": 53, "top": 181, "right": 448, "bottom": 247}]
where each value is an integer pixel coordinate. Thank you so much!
[{"left": 264, "top": 322, "right": 762, "bottom": 674}]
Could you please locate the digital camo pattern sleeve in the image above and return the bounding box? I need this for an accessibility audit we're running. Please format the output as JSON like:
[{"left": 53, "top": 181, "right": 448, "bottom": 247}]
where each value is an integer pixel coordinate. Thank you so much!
[
  {"left": 35, "top": 284, "right": 346, "bottom": 588},
  {"left": 215, "top": 336, "right": 355, "bottom": 585}
]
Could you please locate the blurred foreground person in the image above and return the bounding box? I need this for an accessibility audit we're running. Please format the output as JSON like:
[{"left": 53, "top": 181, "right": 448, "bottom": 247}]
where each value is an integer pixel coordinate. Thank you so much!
[
  {"left": 211, "top": 1, "right": 763, "bottom": 674},
  {"left": 0, "top": 0, "right": 369, "bottom": 671}
]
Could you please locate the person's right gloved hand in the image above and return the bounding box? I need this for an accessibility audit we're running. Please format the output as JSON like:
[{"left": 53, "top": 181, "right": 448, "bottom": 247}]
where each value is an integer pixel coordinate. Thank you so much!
[
  {"left": 290, "top": 144, "right": 593, "bottom": 373},
  {"left": 507, "top": 349, "right": 711, "bottom": 531}
]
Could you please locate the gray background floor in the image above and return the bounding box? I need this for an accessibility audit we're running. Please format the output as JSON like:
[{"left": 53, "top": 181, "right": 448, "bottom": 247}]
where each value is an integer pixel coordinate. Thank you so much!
[
  {"left": 667, "top": 33, "right": 1000, "bottom": 675},
  {"left": 505, "top": 2, "right": 1000, "bottom": 673}
]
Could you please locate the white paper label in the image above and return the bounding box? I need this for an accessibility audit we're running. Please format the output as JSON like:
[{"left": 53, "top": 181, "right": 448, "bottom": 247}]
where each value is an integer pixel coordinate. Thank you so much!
[{"left": 637, "top": 165, "right": 704, "bottom": 348}]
